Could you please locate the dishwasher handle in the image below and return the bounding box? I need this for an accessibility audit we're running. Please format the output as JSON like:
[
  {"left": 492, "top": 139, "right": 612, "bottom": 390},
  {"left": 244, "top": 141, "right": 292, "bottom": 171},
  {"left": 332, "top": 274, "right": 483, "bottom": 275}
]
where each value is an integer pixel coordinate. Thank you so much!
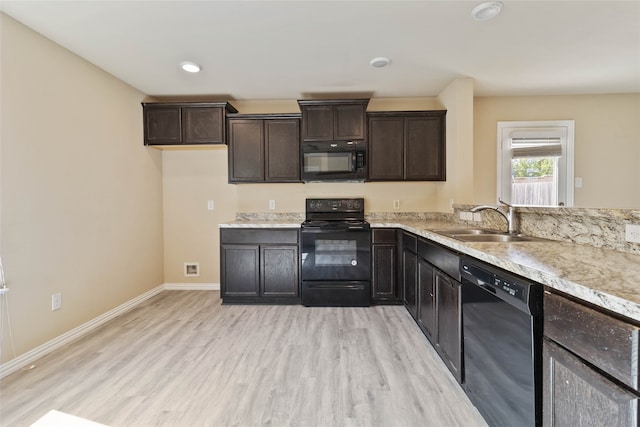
[{"left": 461, "top": 262, "right": 493, "bottom": 287}]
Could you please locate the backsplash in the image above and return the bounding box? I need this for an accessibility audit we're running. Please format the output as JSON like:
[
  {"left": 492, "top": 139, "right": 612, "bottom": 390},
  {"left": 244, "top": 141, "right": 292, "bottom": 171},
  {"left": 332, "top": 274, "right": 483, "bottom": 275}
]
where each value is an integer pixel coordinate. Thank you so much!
[
  {"left": 454, "top": 205, "right": 640, "bottom": 255},
  {"left": 365, "top": 212, "right": 454, "bottom": 222},
  {"left": 234, "top": 207, "right": 640, "bottom": 255},
  {"left": 235, "top": 212, "right": 304, "bottom": 221}
]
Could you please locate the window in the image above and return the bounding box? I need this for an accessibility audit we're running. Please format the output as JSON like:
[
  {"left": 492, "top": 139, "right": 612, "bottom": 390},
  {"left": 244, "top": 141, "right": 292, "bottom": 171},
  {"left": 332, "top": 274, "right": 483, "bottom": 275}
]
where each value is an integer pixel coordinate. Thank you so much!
[{"left": 497, "top": 120, "right": 575, "bottom": 207}]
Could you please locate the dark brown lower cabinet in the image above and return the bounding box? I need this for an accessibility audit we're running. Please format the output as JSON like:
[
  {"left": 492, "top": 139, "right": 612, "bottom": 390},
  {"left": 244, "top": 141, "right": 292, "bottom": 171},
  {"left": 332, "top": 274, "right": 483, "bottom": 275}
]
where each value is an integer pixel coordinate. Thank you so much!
[
  {"left": 220, "top": 229, "right": 299, "bottom": 304},
  {"left": 221, "top": 244, "right": 259, "bottom": 297},
  {"left": 543, "top": 339, "right": 639, "bottom": 427},
  {"left": 543, "top": 291, "right": 640, "bottom": 426},
  {"left": 417, "top": 258, "right": 436, "bottom": 341},
  {"left": 402, "top": 232, "right": 418, "bottom": 319},
  {"left": 261, "top": 245, "right": 299, "bottom": 297},
  {"left": 371, "top": 229, "right": 400, "bottom": 304},
  {"left": 435, "top": 270, "right": 461, "bottom": 383},
  {"left": 415, "top": 236, "right": 462, "bottom": 383}
]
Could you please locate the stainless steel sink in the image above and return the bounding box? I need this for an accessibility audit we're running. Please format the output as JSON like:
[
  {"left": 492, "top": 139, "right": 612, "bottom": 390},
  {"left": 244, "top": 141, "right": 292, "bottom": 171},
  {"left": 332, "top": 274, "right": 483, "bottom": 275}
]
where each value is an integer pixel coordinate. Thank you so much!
[
  {"left": 432, "top": 228, "right": 543, "bottom": 242},
  {"left": 431, "top": 228, "right": 499, "bottom": 235},
  {"left": 449, "top": 234, "right": 539, "bottom": 242}
]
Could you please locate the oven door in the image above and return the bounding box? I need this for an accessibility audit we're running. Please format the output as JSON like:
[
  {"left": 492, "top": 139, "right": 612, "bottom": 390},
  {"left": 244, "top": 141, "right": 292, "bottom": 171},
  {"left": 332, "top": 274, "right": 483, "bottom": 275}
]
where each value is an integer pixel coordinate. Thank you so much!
[{"left": 301, "top": 228, "right": 371, "bottom": 281}]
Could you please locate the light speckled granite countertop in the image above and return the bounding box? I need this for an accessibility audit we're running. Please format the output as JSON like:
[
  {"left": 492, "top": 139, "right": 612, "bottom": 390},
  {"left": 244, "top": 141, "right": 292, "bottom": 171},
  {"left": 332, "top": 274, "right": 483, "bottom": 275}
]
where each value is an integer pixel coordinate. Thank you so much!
[{"left": 220, "top": 219, "right": 640, "bottom": 323}]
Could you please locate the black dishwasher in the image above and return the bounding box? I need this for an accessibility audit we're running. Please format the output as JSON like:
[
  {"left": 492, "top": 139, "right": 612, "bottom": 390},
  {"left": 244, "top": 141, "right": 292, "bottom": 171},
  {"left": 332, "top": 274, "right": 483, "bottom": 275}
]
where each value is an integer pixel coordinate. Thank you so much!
[{"left": 460, "top": 257, "right": 543, "bottom": 427}]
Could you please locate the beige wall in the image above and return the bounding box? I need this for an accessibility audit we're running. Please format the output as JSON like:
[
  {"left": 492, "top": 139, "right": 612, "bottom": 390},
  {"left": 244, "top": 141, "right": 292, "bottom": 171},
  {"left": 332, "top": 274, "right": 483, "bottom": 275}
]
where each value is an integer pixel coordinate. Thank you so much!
[
  {"left": 0, "top": 14, "right": 164, "bottom": 362},
  {"left": 162, "top": 147, "right": 236, "bottom": 284},
  {"left": 435, "top": 78, "right": 475, "bottom": 211},
  {"left": 474, "top": 94, "right": 640, "bottom": 208}
]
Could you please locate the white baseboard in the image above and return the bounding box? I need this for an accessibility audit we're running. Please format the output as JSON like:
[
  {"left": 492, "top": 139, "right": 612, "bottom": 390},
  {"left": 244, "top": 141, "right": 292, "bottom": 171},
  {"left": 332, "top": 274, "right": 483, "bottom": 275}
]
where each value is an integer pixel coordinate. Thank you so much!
[
  {"left": 164, "top": 282, "right": 219, "bottom": 291},
  {"left": 0, "top": 283, "right": 217, "bottom": 379}
]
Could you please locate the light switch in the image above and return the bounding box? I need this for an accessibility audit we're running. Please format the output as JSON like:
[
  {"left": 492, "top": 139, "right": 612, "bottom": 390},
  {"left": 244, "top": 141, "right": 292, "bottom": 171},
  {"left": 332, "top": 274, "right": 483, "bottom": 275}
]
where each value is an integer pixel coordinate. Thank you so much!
[{"left": 207, "top": 200, "right": 214, "bottom": 210}]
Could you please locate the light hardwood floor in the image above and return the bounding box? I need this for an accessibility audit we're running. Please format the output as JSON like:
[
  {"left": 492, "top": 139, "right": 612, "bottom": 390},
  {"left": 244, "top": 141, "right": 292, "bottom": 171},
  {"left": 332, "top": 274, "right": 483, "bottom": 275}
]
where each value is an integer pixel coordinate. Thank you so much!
[{"left": 0, "top": 291, "right": 488, "bottom": 426}]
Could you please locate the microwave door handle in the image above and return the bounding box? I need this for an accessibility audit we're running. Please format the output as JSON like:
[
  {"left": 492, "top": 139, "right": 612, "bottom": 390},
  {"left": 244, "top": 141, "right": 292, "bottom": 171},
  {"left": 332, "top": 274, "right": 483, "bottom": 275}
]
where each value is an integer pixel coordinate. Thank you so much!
[{"left": 355, "top": 151, "right": 365, "bottom": 170}]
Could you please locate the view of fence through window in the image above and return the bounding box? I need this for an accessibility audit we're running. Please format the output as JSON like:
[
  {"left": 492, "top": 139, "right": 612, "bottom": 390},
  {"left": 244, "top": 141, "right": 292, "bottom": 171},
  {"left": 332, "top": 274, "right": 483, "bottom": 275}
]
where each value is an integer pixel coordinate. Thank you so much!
[
  {"left": 511, "top": 157, "right": 558, "bottom": 206},
  {"left": 498, "top": 120, "right": 574, "bottom": 207}
]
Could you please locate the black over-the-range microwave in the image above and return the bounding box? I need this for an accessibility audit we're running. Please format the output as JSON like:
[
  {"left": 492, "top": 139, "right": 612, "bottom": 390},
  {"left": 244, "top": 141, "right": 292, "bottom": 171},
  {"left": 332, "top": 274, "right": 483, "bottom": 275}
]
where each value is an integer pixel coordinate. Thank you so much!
[{"left": 301, "top": 140, "right": 366, "bottom": 182}]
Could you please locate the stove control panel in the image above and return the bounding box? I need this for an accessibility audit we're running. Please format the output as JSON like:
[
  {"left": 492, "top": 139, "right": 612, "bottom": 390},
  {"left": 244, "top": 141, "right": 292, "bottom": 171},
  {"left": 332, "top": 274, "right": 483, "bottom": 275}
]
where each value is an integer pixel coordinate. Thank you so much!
[{"left": 306, "top": 198, "right": 364, "bottom": 213}]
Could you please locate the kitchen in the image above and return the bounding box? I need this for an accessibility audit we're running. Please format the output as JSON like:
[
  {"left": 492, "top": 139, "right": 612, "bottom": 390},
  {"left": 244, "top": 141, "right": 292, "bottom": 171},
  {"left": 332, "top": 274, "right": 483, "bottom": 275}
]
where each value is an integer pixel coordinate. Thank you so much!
[{"left": 1, "top": 1, "right": 640, "bottom": 426}]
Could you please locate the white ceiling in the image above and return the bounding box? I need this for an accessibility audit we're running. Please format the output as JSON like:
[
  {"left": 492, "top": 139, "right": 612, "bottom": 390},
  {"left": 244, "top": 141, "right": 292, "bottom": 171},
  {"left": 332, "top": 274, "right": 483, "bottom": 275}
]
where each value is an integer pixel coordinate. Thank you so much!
[{"left": 2, "top": 0, "right": 639, "bottom": 100}]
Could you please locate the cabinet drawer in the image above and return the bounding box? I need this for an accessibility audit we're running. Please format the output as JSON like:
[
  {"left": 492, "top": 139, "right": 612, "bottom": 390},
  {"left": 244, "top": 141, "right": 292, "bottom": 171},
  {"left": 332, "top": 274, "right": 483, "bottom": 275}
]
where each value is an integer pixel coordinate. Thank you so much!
[
  {"left": 544, "top": 291, "right": 640, "bottom": 391},
  {"left": 417, "top": 238, "right": 459, "bottom": 281},
  {"left": 372, "top": 229, "right": 397, "bottom": 244},
  {"left": 220, "top": 229, "right": 299, "bottom": 245}
]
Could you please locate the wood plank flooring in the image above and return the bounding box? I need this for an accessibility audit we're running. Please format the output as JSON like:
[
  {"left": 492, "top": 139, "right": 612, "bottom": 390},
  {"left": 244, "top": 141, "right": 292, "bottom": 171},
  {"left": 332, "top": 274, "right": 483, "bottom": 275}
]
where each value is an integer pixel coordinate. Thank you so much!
[{"left": 0, "top": 291, "right": 488, "bottom": 426}]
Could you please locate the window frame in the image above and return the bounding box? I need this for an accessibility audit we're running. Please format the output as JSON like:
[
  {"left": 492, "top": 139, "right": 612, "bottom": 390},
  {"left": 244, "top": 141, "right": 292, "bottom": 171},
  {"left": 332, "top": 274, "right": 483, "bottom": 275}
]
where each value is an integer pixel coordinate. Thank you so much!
[{"left": 497, "top": 120, "right": 575, "bottom": 207}]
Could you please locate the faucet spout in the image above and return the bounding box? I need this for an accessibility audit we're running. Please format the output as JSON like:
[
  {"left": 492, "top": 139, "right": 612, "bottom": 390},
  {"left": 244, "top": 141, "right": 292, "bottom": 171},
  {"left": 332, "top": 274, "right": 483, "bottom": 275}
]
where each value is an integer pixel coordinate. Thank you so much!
[{"left": 470, "top": 200, "right": 517, "bottom": 234}]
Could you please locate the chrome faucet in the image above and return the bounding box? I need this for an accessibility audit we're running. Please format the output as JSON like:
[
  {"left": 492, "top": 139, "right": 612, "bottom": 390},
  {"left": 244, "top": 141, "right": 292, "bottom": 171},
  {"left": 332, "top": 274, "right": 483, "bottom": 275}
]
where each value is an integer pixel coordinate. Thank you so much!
[{"left": 470, "top": 199, "right": 517, "bottom": 234}]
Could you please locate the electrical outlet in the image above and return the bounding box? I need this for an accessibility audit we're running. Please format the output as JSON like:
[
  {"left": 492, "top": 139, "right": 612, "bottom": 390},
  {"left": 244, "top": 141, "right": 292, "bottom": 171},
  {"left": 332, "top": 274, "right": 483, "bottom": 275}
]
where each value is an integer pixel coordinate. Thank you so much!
[
  {"left": 269, "top": 200, "right": 276, "bottom": 210},
  {"left": 393, "top": 200, "right": 400, "bottom": 210},
  {"left": 459, "top": 211, "right": 472, "bottom": 221},
  {"left": 51, "top": 293, "right": 61, "bottom": 311},
  {"left": 625, "top": 224, "right": 640, "bottom": 243}
]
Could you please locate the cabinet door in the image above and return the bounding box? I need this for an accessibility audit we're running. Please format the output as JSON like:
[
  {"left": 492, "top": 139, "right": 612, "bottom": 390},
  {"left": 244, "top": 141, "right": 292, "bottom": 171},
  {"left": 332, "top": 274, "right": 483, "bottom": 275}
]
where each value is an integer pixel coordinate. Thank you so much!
[
  {"left": 265, "top": 119, "right": 300, "bottom": 182},
  {"left": 228, "top": 119, "right": 265, "bottom": 182},
  {"left": 182, "top": 106, "right": 224, "bottom": 144},
  {"left": 402, "top": 249, "right": 418, "bottom": 319},
  {"left": 543, "top": 339, "right": 639, "bottom": 427},
  {"left": 335, "top": 104, "right": 366, "bottom": 140},
  {"left": 436, "top": 271, "right": 462, "bottom": 382},
  {"left": 417, "top": 259, "right": 436, "bottom": 342},
  {"left": 372, "top": 244, "right": 397, "bottom": 301},
  {"left": 144, "top": 106, "right": 181, "bottom": 145},
  {"left": 261, "top": 245, "right": 299, "bottom": 297},
  {"left": 405, "top": 116, "right": 445, "bottom": 181},
  {"left": 368, "top": 116, "right": 404, "bottom": 180},
  {"left": 221, "top": 244, "right": 259, "bottom": 297},
  {"left": 301, "top": 105, "right": 334, "bottom": 141}
]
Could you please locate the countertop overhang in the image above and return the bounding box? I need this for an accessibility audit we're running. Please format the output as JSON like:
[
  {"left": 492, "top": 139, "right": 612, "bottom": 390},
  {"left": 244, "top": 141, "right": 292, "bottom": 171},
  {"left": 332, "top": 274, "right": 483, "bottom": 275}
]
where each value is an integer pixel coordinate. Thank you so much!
[{"left": 219, "top": 219, "right": 640, "bottom": 323}]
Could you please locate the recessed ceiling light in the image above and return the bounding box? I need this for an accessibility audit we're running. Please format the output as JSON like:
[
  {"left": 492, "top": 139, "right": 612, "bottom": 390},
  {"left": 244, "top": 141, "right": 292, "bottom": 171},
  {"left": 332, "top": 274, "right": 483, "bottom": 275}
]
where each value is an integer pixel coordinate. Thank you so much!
[
  {"left": 471, "top": 1, "right": 503, "bottom": 21},
  {"left": 180, "top": 61, "right": 202, "bottom": 73},
  {"left": 370, "top": 57, "right": 391, "bottom": 68}
]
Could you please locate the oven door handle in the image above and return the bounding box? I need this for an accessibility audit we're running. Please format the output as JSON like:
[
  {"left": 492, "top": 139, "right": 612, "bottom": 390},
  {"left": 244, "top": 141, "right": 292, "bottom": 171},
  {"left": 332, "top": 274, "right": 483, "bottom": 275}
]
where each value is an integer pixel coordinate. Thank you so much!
[{"left": 305, "top": 282, "right": 367, "bottom": 290}]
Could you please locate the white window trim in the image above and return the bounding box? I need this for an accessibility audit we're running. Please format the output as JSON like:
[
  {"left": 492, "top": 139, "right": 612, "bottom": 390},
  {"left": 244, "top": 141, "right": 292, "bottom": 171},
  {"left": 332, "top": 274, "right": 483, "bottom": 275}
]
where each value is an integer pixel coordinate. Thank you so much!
[{"left": 497, "top": 120, "right": 575, "bottom": 207}]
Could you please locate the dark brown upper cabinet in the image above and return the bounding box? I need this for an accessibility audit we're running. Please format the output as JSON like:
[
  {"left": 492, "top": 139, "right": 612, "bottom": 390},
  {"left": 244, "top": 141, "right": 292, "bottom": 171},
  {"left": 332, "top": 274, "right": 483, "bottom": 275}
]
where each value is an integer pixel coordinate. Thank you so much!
[
  {"left": 297, "top": 99, "right": 369, "bottom": 141},
  {"left": 368, "top": 111, "right": 446, "bottom": 181},
  {"left": 142, "top": 102, "right": 237, "bottom": 146},
  {"left": 227, "top": 114, "right": 301, "bottom": 183}
]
